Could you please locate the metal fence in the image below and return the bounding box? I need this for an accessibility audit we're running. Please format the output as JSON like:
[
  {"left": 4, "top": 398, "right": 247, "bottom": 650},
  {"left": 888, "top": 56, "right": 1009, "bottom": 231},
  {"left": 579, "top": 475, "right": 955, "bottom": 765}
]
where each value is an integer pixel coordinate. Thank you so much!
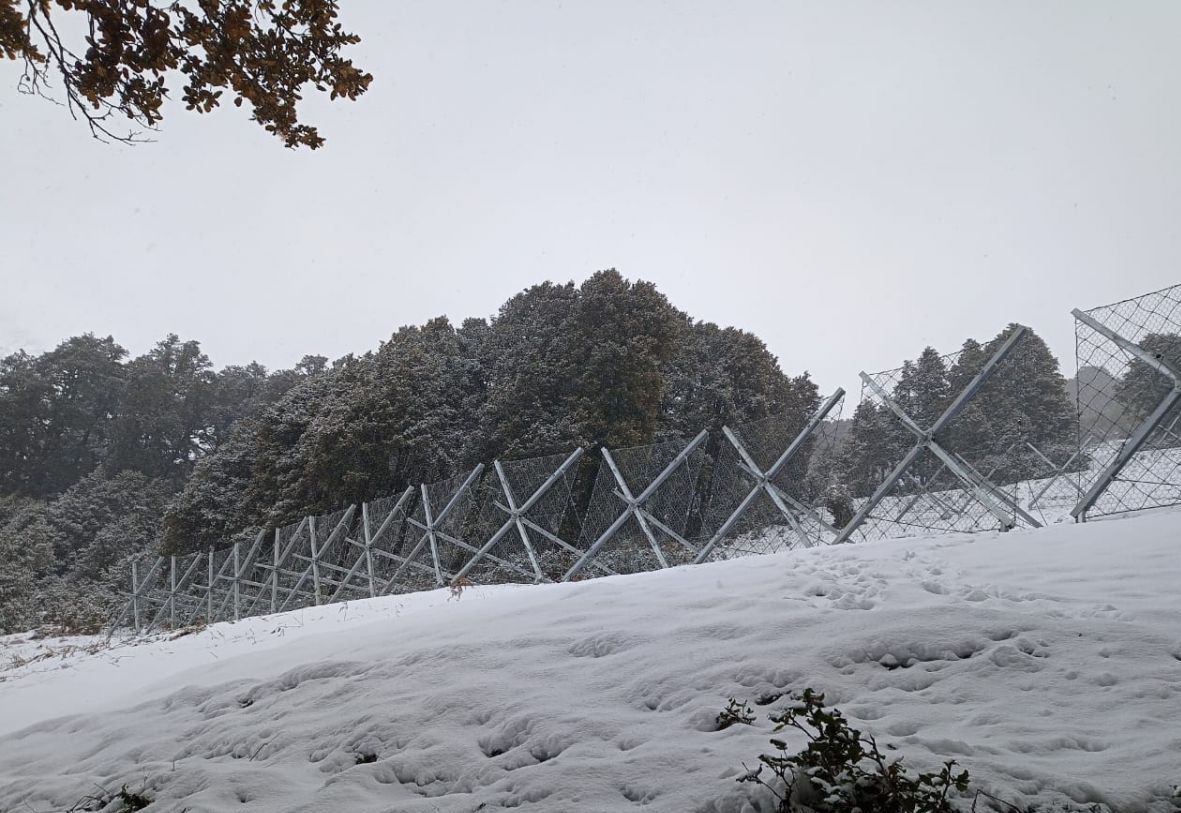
[
  {"left": 118, "top": 284, "right": 1181, "bottom": 632},
  {"left": 837, "top": 327, "right": 1048, "bottom": 543},
  {"left": 119, "top": 390, "right": 853, "bottom": 630},
  {"left": 1072, "top": 284, "right": 1181, "bottom": 519}
]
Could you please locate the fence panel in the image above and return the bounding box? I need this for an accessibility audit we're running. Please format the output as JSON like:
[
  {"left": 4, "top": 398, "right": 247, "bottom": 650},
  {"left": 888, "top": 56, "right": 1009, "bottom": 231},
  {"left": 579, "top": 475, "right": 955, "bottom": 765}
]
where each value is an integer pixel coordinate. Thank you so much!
[
  {"left": 563, "top": 432, "right": 708, "bottom": 580},
  {"left": 1072, "top": 284, "right": 1181, "bottom": 519},
  {"left": 455, "top": 449, "right": 585, "bottom": 584},
  {"left": 698, "top": 390, "right": 846, "bottom": 561},
  {"left": 836, "top": 326, "right": 1054, "bottom": 543}
]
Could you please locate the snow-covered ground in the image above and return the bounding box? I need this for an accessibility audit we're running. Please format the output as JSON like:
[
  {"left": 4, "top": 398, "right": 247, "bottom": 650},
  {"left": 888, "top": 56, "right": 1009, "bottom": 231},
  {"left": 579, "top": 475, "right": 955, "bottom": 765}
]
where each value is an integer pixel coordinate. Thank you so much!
[{"left": 2, "top": 511, "right": 1180, "bottom": 812}]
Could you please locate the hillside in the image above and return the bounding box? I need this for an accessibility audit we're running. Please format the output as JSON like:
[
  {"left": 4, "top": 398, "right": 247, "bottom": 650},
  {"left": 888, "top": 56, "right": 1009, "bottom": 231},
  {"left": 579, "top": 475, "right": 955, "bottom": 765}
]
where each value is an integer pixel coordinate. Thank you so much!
[{"left": 1, "top": 511, "right": 1179, "bottom": 812}]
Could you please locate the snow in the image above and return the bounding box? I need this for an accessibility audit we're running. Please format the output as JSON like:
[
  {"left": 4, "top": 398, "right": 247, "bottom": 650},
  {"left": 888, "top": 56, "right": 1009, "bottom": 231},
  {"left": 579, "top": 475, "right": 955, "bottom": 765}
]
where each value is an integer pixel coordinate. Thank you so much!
[{"left": 2, "top": 511, "right": 1180, "bottom": 812}]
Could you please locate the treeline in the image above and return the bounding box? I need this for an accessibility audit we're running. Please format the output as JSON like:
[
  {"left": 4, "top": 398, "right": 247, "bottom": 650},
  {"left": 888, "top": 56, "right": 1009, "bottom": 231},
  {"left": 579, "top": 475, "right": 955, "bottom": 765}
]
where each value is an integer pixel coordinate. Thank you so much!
[
  {"left": 0, "top": 271, "right": 817, "bottom": 632},
  {"left": 0, "top": 335, "right": 326, "bottom": 632}
]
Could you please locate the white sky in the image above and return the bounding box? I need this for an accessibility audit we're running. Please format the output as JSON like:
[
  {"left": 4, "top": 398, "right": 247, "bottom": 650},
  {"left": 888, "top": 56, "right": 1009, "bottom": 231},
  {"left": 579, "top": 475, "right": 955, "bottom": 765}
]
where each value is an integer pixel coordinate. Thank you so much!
[{"left": 1, "top": 1, "right": 1179, "bottom": 393}]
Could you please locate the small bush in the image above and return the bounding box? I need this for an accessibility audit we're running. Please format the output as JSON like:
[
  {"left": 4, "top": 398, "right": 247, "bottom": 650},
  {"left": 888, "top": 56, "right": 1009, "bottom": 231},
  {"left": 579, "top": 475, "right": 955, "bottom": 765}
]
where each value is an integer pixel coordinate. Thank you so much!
[
  {"left": 66, "top": 782, "right": 152, "bottom": 812},
  {"left": 716, "top": 697, "right": 757, "bottom": 730},
  {"left": 735, "top": 688, "right": 969, "bottom": 813}
]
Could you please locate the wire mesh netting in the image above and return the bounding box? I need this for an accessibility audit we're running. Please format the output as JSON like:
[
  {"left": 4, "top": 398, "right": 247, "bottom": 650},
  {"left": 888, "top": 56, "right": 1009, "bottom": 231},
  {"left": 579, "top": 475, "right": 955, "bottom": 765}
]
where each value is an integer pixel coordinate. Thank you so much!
[
  {"left": 229, "top": 530, "right": 273, "bottom": 619},
  {"left": 1073, "top": 284, "right": 1181, "bottom": 518},
  {"left": 699, "top": 396, "right": 846, "bottom": 560},
  {"left": 127, "top": 554, "right": 167, "bottom": 629},
  {"left": 456, "top": 451, "right": 584, "bottom": 584},
  {"left": 273, "top": 517, "right": 315, "bottom": 614},
  {"left": 365, "top": 487, "right": 418, "bottom": 594},
  {"left": 165, "top": 550, "right": 211, "bottom": 627},
  {"left": 308, "top": 507, "right": 372, "bottom": 605},
  {"left": 567, "top": 435, "right": 706, "bottom": 579},
  {"left": 386, "top": 468, "right": 485, "bottom": 593},
  {"left": 840, "top": 327, "right": 1069, "bottom": 542}
]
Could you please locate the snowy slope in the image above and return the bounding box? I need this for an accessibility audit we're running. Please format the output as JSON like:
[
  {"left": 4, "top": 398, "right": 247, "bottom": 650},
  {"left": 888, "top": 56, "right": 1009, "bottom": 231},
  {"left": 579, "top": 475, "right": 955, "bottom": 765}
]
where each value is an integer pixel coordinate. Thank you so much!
[{"left": 1, "top": 512, "right": 1180, "bottom": 813}]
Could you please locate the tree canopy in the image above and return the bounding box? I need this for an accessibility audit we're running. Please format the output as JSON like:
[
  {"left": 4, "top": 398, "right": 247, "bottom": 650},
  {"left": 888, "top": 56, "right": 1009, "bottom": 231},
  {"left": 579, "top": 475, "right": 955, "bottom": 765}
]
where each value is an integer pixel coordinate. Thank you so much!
[
  {"left": 162, "top": 270, "right": 819, "bottom": 552},
  {"left": 1, "top": 0, "right": 371, "bottom": 146}
]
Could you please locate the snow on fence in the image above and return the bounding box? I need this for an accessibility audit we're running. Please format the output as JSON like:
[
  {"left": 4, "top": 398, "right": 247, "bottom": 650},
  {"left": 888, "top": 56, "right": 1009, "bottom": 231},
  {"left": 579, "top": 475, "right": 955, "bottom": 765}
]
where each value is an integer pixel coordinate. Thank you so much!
[{"left": 118, "top": 285, "right": 1181, "bottom": 631}]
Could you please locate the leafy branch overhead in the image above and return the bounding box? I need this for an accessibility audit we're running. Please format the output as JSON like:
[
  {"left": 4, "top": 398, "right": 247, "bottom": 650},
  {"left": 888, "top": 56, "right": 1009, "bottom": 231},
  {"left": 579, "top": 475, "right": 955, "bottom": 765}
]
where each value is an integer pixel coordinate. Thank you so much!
[{"left": 0, "top": 0, "right": 373, "bottom": 147}]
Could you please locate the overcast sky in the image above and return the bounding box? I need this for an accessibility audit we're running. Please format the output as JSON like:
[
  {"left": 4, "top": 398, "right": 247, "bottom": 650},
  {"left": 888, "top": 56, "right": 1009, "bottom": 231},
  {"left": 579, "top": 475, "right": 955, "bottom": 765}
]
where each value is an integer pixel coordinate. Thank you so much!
[{"left": 2, "top": 1, "right": 1179, "bottom": 394}]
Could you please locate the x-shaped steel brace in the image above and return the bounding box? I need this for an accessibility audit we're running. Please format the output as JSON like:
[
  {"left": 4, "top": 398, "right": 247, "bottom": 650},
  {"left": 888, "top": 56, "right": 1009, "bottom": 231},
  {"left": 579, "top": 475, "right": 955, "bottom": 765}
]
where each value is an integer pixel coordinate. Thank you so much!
[
  {"left": 562, "top": 430, "right": 709, "bottom": 581},
  {"left": 453, "top": 448, "right": 585, "bottom": 583},
  {"left": 692, "top": 389, "right": 846, "bottom": 563}
]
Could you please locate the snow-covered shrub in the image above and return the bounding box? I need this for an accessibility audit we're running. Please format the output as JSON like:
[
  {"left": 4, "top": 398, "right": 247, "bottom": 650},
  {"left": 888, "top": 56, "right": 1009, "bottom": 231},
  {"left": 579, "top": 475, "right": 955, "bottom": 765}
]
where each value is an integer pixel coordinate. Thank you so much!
[
  {"left": 33, "top": 578, "right": 124, "bottom": 635},
  {"left": 66, "top": 782, "right": 152, "bottom": 812},
  {"left": 716, "top": 697, "right": 757, "bottom": 731},
  {"left": 737, "top": 688, "right": 970, "bottom": 812}
]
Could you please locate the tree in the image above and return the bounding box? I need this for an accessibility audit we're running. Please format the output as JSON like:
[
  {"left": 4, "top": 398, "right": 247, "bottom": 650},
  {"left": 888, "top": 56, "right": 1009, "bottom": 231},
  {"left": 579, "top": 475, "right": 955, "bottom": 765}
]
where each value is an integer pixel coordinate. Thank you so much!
[
  {"left": 106, "top": 334, "right": 216, "bottom": 480},
  {"left": 0, "top": 334, "right": 127, "bottom": 497},
  {"left": 47, "top": 467, "right": 172, "bottom": 581},
  {"left": 162, "top": 360, "right": 330, "bottom": 553},
  {"left": 945, "top": 324, "right": 1076, "bottom": 481},
  {"left": 1114, "top": 332, "right": 1181, "bottom": 435},
  {"left": 473, "top": 282, "right": 582, "bottom": 461},
  {"left": 840, "top": 400, "right": 908, "bottom": 497},
  {"left": 660, "top": 321, "right": 818, "bottom": 441},
  {"left": 161, "top": 417, "right": 263, "bottom": 554},
  {"left": 0, "top": 350, "right": 53, "bottom": 496},
  {"left": 0, "top": 497, "right": 55, "bottom": 633},
  {"left": 571, "top": 270, "right": 682, "bottom": 449},
  {"left": 0, "top": 469, "right": 171, "bottom": 633},
  {"left": 838, "top": 326, "right": 1077, "bottom": 494},
  {"left": 893, "top": 348, "right": 950, "bottom": 430},
  {"left": 160, "top": 273, "right": 822, "bottom": 555},
  {"left": 2, "top": 0, "right": 372, "bottom": 147}
]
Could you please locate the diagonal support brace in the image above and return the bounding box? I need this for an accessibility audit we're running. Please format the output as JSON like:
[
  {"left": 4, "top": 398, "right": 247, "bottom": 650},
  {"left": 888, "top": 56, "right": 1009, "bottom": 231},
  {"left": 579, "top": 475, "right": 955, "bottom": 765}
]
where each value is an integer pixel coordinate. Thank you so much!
[{"left": 1071, "top": 307, "right": 1181, "bottom": 520}]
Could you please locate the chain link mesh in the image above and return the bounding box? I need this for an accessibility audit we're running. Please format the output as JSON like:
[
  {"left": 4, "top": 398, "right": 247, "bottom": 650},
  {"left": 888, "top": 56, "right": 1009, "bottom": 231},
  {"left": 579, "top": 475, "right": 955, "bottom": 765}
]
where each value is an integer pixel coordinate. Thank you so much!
[
  {"left": 570, "top": 436, "right": 706, "bottom": 578},
  {"left": 272, "top": 517, "right": 314, "bottom": 613},
  {"left": 840, "top": 328, "right": 1065, "bottom": 542},
  {"left": 382, "top": 469, "right": 485, "bottom": 593},
  {"left": 457, "top": 451, "right": 583, "bottom": 584},
  {"left": 365, "top": 488, "right": 417, "bottom": 593},
  {"left": 699, "top": 397, "right": 845, "bottom": 559},
  {"left": 1073, "top": 284, "right": 1181, "bottom": 517}
]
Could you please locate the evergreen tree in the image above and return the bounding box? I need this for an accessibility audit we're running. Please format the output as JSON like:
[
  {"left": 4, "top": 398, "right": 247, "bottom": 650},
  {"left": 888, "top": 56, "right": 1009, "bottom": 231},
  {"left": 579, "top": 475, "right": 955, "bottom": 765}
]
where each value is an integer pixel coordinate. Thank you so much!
[
  {"left": 659, "top": 321, "right": 818, "bottom": 442},
  {"left": 950, "top": 324, "right": 1076, "bottom": 481},
  {"left": 0, "top": 498, "right": 55, "bottom": 633},
  {"left": 572, "top": 270, "right": 682, "bottom": 449},
  {"left": 893, "top": 348, "right": 951, "bottom": 430},
  {"left": 840, "top": 400, "right": 909, "bottom": 497},
  {"left": 1114, "top": 332, "right": 1181, "bottom": 434},
  {"left": 162, "top": 360, "right": 332, "bottom": 553},
  {"left": 161, "top": 418, "right": 264, "bottom": 555},
  {"left": 474, "top": 282, "right": 582, "bottom": 461},
  {"left": 0, "top": 335, "right": 127, "bottom": 497},
  {"left": 48, "top": 468, "right": 174, "bottom": 582},
  {"left": 106, "top": 335, "right": 217, "bottom": 480},
  {"left": 0, "top": 351, "right": 51, "bottom": 496}
]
